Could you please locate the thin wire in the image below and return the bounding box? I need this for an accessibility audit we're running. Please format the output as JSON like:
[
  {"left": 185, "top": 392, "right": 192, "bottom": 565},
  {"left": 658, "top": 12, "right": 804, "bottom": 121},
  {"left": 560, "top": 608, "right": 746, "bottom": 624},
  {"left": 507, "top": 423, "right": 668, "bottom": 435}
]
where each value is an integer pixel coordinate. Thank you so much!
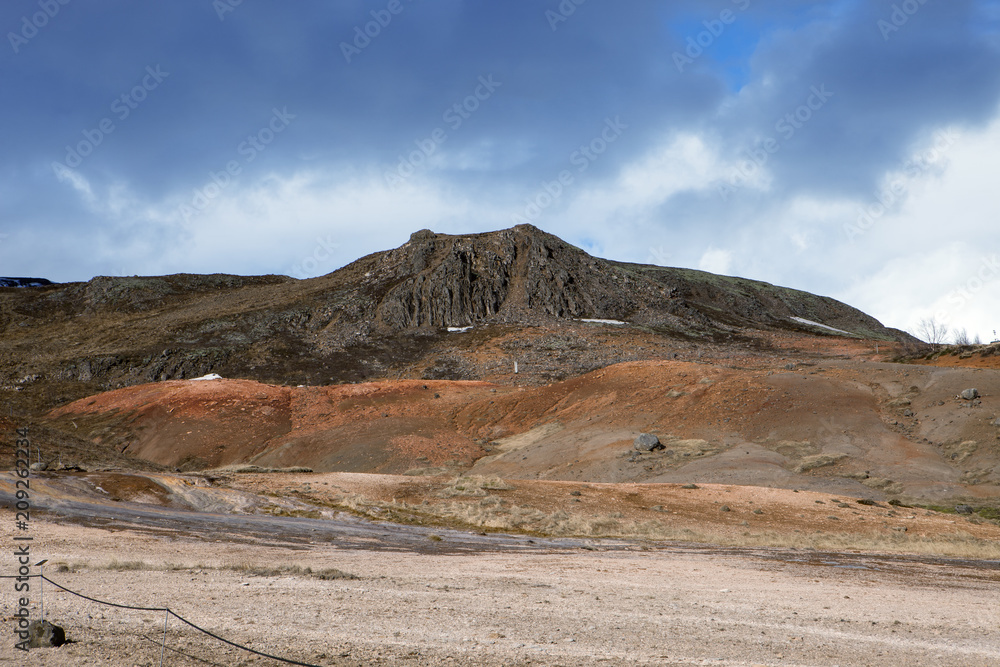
[
  {"left": 38, "top": 575, "right": 322, "bottom": 667},
  {"left": 137, "top": 632, "right": 229, "bottom": 667},
  {"left": 159, "top": 609, "right": 168, "bottom": 667},
  {"left": 40, "top": 575, "right": 167, "bottom": 611},
  {"left": 165, "top": 610, "right": 322, "bottom": 667}
]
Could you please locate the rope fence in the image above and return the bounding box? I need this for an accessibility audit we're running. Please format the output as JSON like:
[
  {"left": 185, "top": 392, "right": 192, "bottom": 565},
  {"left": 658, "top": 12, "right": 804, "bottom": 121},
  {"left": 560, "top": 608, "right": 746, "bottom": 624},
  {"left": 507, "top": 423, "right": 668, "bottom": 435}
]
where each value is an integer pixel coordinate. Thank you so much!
[{"left": 4, "top": 572, "right": 323, "bottom": 666}]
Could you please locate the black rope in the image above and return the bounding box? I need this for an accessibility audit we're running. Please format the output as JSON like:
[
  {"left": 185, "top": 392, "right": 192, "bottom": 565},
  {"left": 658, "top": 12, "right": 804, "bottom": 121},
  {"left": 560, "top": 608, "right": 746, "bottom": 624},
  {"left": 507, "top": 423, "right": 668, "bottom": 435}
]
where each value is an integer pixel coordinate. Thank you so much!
[
  {"left": 37, "top": 575, "right": 323, "bottom": 667},
  {"left": 165, "top": 609, "right": 322, "bottom": 667},
  {"left": 41, "top": 575, "right": 168, "bottom": 612},
  {"left": 137, "top": 632, "right": 230, "bottom": 667}
]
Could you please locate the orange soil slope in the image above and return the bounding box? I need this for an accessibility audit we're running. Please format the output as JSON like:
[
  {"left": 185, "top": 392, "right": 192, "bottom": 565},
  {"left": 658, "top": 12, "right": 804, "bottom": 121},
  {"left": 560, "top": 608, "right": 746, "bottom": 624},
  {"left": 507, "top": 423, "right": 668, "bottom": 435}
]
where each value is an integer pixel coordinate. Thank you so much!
[{"left": 47, "top": 359, "right": 1000, "bottom": 501}]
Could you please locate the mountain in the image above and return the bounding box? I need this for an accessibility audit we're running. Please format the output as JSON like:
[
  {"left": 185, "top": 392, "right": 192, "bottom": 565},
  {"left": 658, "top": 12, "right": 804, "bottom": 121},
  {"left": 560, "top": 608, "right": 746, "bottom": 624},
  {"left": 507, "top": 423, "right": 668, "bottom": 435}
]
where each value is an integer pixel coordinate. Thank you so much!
[
  {"left": 10, "top": 225, "right": 1000, "bottom": 505},
  {"left": 0, "top": 225, "right": 914, "bottom": 416}
]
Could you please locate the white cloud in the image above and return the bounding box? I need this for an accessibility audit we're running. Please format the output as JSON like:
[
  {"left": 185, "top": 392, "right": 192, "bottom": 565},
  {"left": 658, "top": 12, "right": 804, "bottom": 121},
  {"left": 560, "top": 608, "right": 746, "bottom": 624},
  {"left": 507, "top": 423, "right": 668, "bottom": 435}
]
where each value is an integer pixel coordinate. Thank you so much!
[
  {"left": 52, "top": 165, "right": 95, "bottom": 205},
  {"left": 836, "top": 115, "right": 1000, "bottom": 340}
]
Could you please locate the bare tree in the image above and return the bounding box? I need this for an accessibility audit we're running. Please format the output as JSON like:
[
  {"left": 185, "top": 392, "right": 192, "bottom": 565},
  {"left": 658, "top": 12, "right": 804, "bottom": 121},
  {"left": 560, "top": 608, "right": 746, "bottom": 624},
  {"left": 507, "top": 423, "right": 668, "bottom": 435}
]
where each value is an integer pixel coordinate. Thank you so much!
[
  {"left": 953, "top": 328, "right": 971, "bottom": 346},
  {"left": 915, "top": 317, "right": 949, "bottom": 344}
]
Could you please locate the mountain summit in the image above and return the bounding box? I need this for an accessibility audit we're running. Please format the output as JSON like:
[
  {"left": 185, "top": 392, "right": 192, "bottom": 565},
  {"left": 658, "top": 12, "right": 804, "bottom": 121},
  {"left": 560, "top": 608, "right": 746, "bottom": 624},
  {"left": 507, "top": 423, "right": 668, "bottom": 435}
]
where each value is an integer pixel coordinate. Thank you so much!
[{"left": 350, "top": 224, "right": 906, "bottom": 339}]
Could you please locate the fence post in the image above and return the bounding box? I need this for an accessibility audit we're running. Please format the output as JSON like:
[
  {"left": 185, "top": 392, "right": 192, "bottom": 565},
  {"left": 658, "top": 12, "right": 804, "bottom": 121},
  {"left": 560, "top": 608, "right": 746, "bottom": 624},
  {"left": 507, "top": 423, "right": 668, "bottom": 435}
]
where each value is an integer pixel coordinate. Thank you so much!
[
  {"left": 36, "top": 560, "right": 48, "bottom": 622},
  {"left": 160, "top": 610, "right": 169, "bottom": 667}
]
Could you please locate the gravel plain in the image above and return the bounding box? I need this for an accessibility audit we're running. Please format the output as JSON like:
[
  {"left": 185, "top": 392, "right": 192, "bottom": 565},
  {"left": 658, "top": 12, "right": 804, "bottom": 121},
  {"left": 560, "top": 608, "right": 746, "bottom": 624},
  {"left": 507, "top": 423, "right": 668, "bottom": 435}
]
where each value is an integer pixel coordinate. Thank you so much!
[{"left": 3, "top": 507, "right": 999, "bottom": 667}]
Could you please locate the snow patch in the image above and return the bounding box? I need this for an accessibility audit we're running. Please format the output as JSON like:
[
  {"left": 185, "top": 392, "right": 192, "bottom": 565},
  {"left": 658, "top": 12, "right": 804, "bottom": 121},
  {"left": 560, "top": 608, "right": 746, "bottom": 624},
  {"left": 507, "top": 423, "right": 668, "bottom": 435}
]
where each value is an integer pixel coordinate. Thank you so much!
[
  {"left": 447, "top": 326, "right": 473, "bottom": 333},
  {"left": 190, "top": 373, "right": 223, "bottom": 381},
  {"left": 789, "top": 317, "right": 854, "bottom": 336},
  {"left": 578, "top": 318, "right": 627, "bottom": 326}
]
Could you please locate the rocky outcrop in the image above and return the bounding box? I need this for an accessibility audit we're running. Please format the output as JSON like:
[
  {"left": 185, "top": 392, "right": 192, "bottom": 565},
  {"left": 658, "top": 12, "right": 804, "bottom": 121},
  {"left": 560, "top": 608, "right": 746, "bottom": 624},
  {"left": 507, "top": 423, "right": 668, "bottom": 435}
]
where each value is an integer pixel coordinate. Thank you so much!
[{"left": 368, "top": 225, "right": 911, "bottom": 340}]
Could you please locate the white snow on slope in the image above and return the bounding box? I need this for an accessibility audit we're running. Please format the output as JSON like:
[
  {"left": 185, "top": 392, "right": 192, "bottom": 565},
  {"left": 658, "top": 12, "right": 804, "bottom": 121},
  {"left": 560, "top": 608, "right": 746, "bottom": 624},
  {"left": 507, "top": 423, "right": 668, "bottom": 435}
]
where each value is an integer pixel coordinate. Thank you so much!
[
  {"left": 789, "top": 317, "right": 854, "bottom": 336},
  {"left": 447, "top": 326, "right": 473, "bottom": 333},
  {"left": 578, "top": 318, "right": 627, "bottom": 325},
  {"left": 190, "top": 373, "right": 223, "bottom": 381}
]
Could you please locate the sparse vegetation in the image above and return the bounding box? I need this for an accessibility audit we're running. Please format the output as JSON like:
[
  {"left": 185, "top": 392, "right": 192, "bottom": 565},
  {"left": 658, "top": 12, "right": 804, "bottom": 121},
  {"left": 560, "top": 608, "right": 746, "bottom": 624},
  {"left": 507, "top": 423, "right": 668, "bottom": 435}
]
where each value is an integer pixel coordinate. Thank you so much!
[
  {"left": 223, "top": 563, "right": 358, "bottom": 580},
  {"left": 103, "top": 560, "right": 153, "bottom": 571},
  {"left": 438, "top": 475, "right": 514, "bottom": 498},
  {"left": 794, "top": 453, "right": 848, "bottom": 473},
  {"left": 915, "top": 317, "right": 950, "bottom": 344},
  {"left": 212, "top": 465, "right": 314, "bottom": 474}
]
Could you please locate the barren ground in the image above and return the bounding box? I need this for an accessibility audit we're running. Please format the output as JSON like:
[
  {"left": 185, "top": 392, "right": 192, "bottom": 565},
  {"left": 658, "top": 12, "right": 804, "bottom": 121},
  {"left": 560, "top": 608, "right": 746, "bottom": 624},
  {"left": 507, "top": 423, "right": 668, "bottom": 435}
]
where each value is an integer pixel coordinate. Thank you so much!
[
  {"left": 5, "top": 332, "right": 1000, "bottom": 664},
  {"left": 2, "top": 503, "right": 999, "bottom": 667},
  {"left": 3, "top": 469, "right": 1000, "bottom": 666}
]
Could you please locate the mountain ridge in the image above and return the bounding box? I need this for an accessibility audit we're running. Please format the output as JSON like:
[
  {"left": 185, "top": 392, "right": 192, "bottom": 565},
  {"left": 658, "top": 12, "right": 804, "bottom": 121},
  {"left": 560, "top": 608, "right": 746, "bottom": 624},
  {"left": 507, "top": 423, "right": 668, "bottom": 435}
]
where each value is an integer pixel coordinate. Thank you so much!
[{"left": 1, "top": 225, "right": 915, "bottom": 416}]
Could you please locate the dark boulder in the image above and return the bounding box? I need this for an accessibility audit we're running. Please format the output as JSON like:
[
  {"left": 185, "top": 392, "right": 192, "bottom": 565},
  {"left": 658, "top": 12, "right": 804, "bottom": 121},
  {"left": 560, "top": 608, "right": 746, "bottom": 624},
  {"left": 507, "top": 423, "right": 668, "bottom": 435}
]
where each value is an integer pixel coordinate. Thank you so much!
[
  {"left": 28, "top": 620, "right": 66, "bottom": 648},
  {"left": 634, "top": 433, "right": 662, "bottom": 452}
]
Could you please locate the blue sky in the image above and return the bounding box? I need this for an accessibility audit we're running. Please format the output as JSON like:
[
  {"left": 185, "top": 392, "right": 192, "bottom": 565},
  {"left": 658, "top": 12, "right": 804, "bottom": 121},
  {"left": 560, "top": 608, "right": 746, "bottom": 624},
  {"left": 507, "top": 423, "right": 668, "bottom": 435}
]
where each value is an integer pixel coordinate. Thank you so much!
[{"left": 2, "top": 0, "right": 1000, "bottom": 341}]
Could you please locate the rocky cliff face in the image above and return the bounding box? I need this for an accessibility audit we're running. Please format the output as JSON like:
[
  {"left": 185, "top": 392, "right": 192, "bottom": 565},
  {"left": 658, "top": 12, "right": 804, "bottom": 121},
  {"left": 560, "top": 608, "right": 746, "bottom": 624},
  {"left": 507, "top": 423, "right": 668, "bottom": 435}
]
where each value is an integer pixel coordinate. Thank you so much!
[
  {"left": 373, "top": 227, "right": 625, "bottom": 328},
  {"left": 362, "top": 224, "right": 906, "bottom": 340}
]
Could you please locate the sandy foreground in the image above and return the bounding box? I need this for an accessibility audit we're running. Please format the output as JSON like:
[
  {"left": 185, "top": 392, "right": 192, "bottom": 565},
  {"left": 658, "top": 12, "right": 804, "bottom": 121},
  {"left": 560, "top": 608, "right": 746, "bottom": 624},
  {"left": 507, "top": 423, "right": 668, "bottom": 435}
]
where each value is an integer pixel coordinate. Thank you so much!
[{"left": 2, "top": 508, "right": 999, "bottom": 667}]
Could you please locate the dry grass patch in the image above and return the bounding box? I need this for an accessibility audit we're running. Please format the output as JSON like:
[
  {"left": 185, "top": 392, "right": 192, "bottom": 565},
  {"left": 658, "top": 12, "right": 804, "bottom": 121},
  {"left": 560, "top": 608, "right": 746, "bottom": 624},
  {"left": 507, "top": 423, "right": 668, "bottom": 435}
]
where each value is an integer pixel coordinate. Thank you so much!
[
  {"left": 794, "top": 453, "right": 848, "bottom": 473},
  {"left": 862, "top": 477, "right": 904, "bottom": 494},
  {"left": 102, "top": 559, "right": 154, "bottom": 571},
  {"left": 437, "top": 475, "right": 514, "bottom": 497},
  {"left": 222, "top": 563, "right": 358, "bottom": 580}
]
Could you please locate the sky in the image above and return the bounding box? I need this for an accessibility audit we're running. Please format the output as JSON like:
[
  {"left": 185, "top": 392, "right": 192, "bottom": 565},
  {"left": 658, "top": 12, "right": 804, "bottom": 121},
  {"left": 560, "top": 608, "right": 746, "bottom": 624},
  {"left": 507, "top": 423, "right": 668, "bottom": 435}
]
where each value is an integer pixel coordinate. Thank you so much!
[{"left": 2, "top": 0, "right": 999, "bottom": 342}]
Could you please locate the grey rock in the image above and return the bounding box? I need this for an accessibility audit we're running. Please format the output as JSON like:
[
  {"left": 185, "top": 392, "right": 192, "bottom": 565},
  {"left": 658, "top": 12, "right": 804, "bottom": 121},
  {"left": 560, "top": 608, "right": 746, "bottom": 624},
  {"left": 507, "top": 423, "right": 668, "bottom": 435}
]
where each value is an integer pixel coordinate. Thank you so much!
[
  {"left": 633, "top": 433, "right": 661, "bottom": 452},
  {"left": 719, "top": 505, "right": 731, "bottom": 512},
  {"left": 29, "top": 462, "right": 46, "bottom": 471},
  {"left": 955, "top": 504, "right": 974, "bottom": 515},
  {"left": 903, "top": 409, "right": 914, "bottom": 417},
  {"left": 28, "top": 620, "right": 66, "bottom": 648},
  {"left": 960, "top": 388, "right": 980, "bottom": 400},
  {"left": 784, "top": 363, "right": 796, "bottom": 370}
]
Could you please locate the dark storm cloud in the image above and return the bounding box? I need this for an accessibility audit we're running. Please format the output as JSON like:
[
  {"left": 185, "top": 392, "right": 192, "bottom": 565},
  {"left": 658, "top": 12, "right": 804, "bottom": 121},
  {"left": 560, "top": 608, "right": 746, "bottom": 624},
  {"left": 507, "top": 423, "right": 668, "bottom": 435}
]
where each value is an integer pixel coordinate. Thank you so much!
[{"left": 708, "top": 0, "right": 1000, "bottom": 200}]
